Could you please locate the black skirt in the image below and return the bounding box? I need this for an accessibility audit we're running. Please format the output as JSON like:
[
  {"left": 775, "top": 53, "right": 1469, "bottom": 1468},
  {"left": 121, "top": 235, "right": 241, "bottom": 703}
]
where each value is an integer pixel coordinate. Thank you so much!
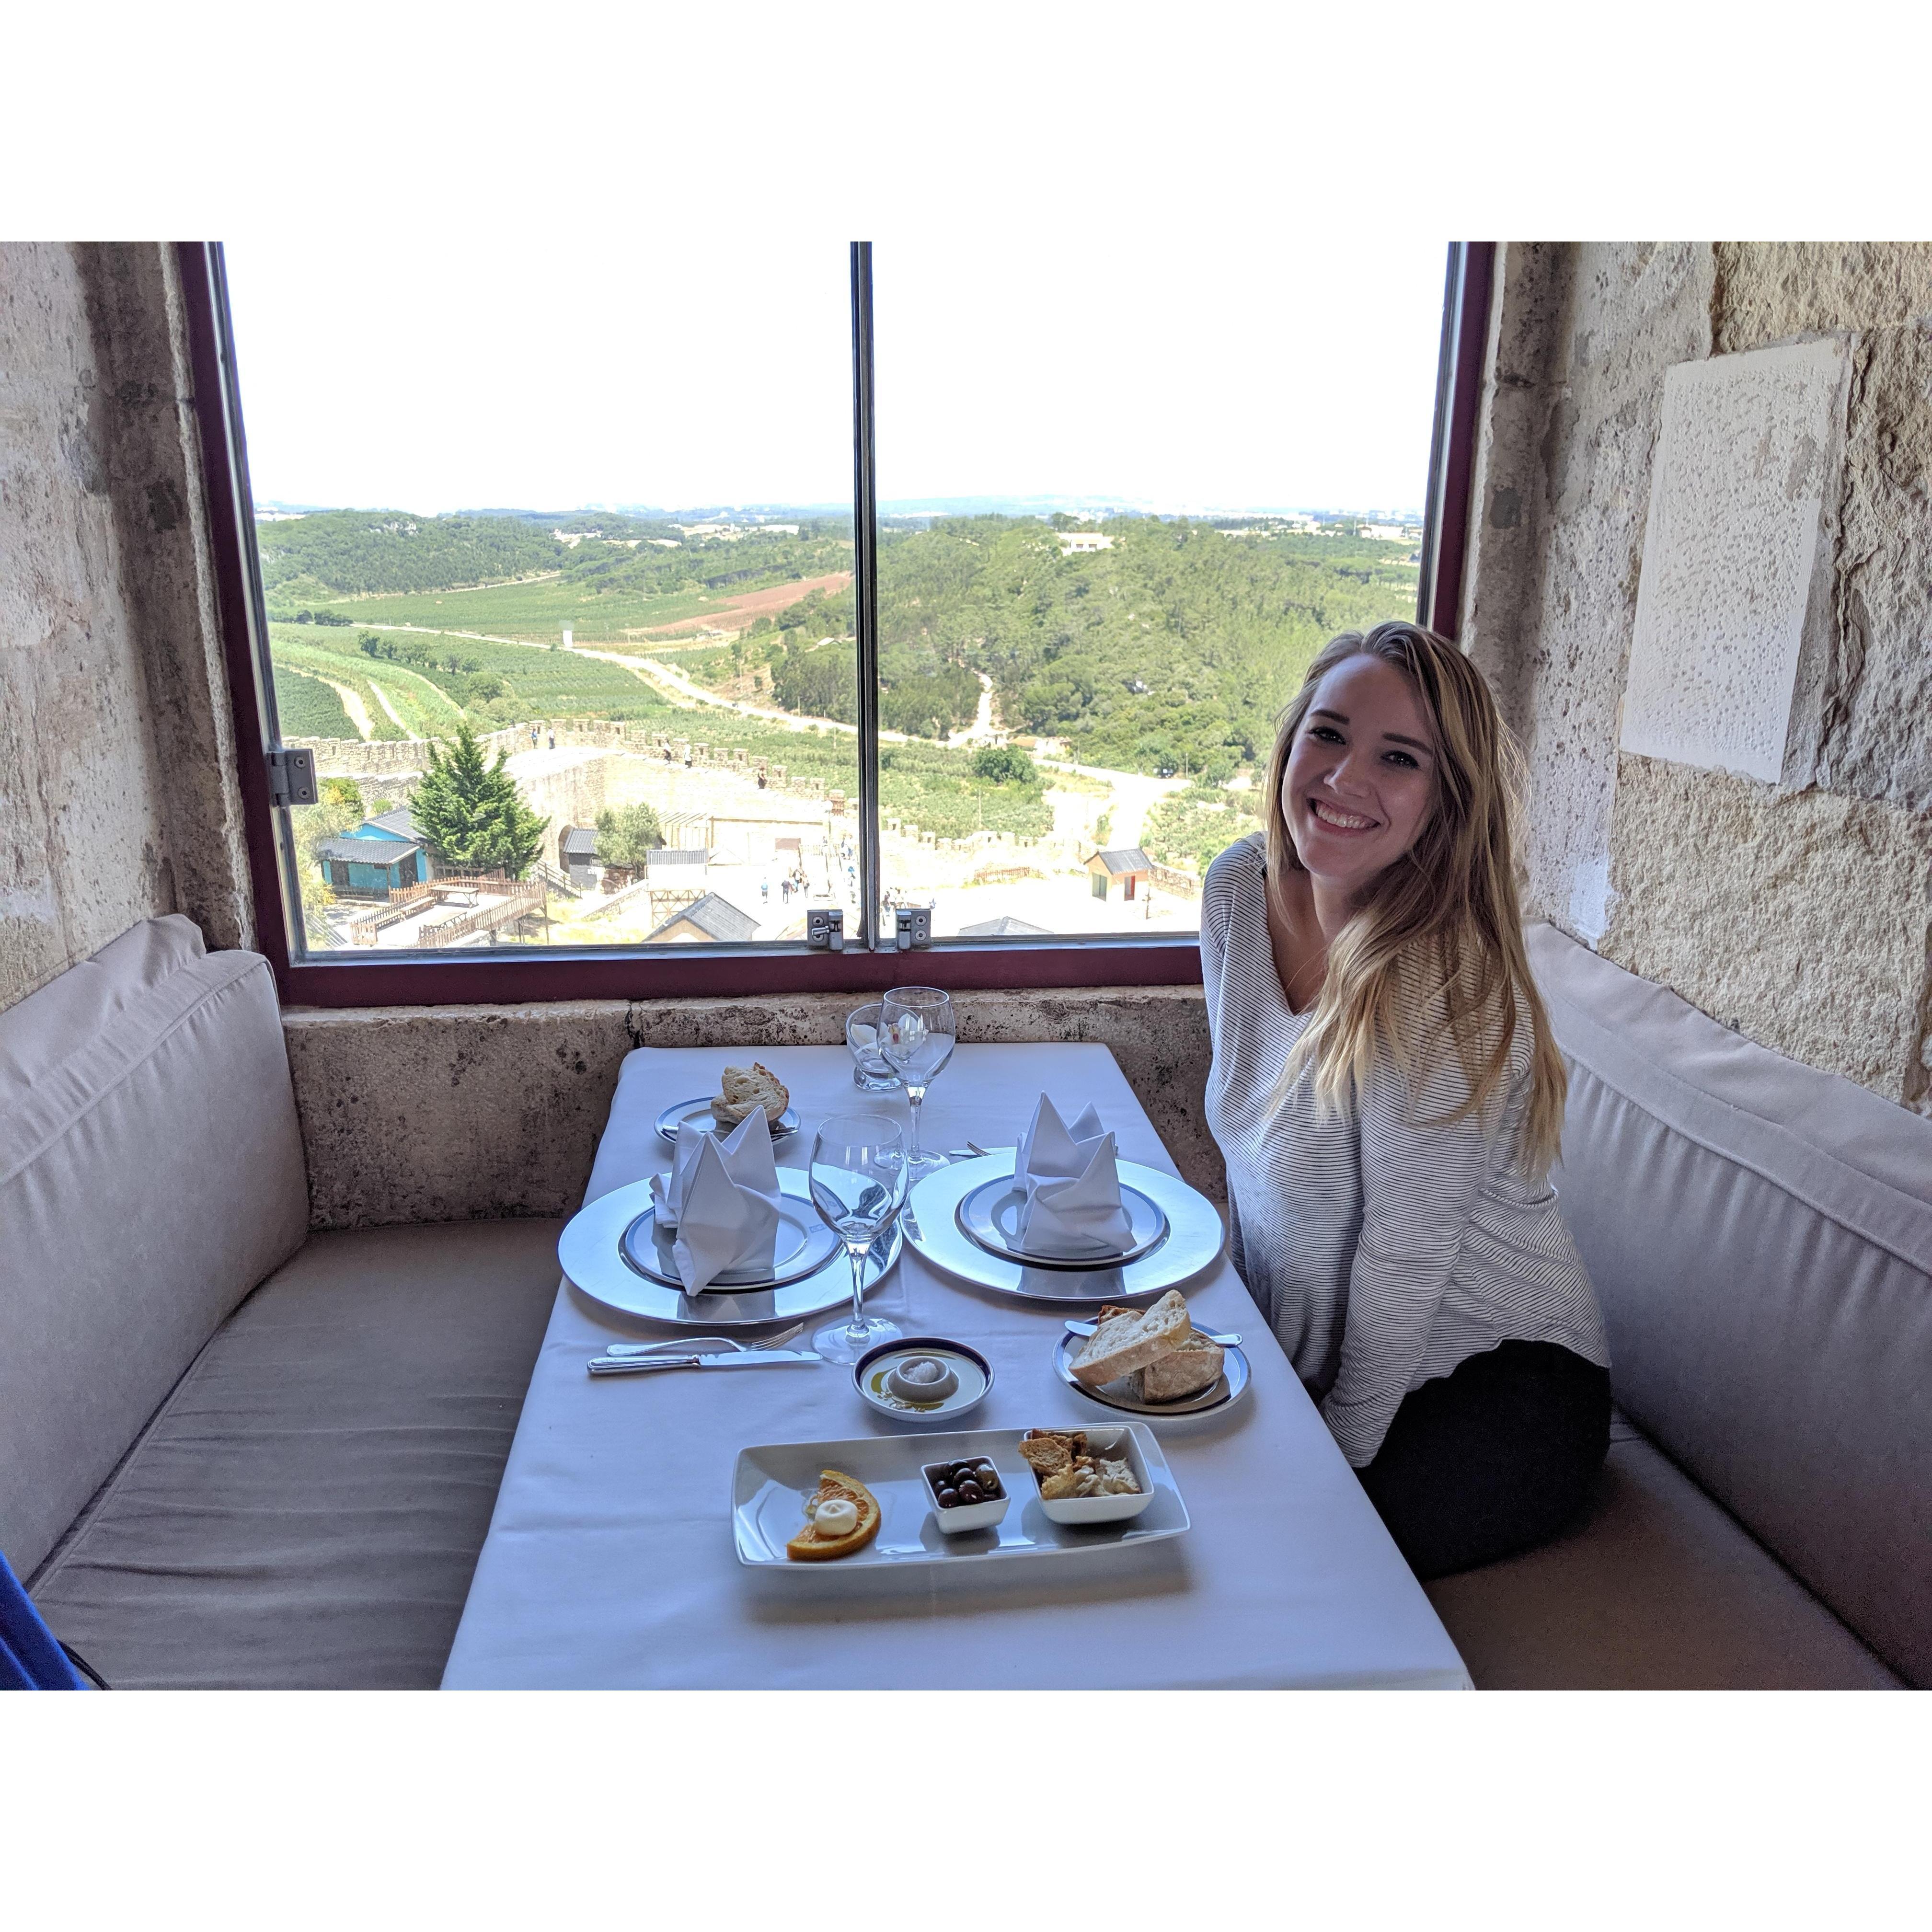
[{"left": 1358, "top": 1339, "right": 1611, "bottom": 1581}]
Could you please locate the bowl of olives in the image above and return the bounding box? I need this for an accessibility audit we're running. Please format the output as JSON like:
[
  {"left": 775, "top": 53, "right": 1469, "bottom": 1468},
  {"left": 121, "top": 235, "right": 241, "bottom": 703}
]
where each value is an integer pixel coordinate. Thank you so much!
[{"left": 920, "top": 1454, "right": 1010, "bottom": 1535}]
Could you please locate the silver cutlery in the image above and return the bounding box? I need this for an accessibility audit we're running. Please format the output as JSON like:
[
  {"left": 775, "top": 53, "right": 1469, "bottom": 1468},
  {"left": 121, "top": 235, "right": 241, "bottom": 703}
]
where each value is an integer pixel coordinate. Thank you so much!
[
  {"left": 1063, "top": 1316, "right": 1242, "bottom": 1347},
  {"left": 587, "top": 1348, "right": 822, "bottom": 1377},
  {"left": 601, "top": 1324, "right": 804, "bottom": 1358}
]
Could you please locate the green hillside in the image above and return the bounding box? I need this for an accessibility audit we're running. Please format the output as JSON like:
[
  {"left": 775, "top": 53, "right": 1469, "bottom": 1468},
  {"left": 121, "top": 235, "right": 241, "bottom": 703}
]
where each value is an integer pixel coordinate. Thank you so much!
[
  {"left": 261, "top": 507, "right": 855, "bottom": 641},
  {"left": 266, "top": 622, "right": 678, "bottom": 737},
  {"left": 271, "top": 666, "right": 357, "bottom": 739}
]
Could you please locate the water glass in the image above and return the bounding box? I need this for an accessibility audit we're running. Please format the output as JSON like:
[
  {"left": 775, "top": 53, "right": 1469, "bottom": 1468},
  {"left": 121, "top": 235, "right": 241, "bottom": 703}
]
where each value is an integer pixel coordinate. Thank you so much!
[
  {"left": 844, "top": 1001, "right": 900, "bottom": 1092},
  {"left": 807, "top": 1113, "right": 908, "bottom": 1364},
  {"left": 880, "top": 986, "right": 956, "bottom": 1176}
]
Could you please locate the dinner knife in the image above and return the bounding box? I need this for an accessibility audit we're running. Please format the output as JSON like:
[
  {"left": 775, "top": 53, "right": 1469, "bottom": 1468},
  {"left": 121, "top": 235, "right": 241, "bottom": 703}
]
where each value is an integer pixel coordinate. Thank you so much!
[{"left": 586, "top": 1348, "right": 822, "bottom": 1376}]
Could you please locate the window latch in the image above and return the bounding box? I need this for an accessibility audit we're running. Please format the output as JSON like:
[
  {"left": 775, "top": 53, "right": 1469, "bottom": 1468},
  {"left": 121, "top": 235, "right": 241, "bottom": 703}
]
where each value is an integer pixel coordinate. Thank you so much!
[
  {"left": 894, "top": 908, "right": 932, "bottom": 950},
  {"left": 265, "top": 746, "right": 319, "bottom": 808},
  {"left": 807, "top": 908, "right": 845, "bottom": 951}
]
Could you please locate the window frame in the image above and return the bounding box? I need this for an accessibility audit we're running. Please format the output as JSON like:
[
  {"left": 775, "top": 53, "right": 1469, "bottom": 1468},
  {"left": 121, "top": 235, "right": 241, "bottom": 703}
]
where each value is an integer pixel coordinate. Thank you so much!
[{"left": 181, "top": 239, "right": 1489, "bottom": 1009}]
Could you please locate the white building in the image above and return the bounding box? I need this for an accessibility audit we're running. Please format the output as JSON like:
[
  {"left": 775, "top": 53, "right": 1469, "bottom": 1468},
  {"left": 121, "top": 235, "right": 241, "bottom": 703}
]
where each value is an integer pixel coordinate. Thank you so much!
[{"left": 1056, "top": 531, "right": 1114, "bottom": 556}]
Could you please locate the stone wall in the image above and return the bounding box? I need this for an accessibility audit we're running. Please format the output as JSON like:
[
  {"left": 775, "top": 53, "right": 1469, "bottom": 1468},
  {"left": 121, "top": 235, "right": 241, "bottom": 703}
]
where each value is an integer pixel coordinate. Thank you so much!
[
  {"left": 282, "top": 988, "right": 1217, "bottom": 1230},
  {"left": 1462, "top": 242, "right": 1932, "bottom": 1113},
  {"left": 0, "top": 243, "right": 251, "bottom": 1013}
]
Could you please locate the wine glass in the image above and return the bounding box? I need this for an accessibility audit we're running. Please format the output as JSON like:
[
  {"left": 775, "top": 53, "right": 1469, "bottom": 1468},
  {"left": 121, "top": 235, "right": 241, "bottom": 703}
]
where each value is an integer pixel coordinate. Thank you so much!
[
  {"left": 844, "top": 1000, "right": 900, "bottom": 1092},
  {"left": 807, "top": 1114, "right": 908, "bottom": 1364},
  {"left": 879, "top": 986, "right": 956, "bottom": 1177}
]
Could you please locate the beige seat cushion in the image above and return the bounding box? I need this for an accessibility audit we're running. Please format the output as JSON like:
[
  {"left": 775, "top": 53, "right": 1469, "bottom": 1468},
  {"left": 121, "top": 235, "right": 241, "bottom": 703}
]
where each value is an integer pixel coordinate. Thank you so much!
[
  {"left": 0, "top": 916, "right": 309, "bottom": 1576},
  {"left": 30, "top": 1219, "right": 563, "bottom": 1690},
  {"left": 1529, "top": 924, "right": 1932, "bottom": 1686},
  {"left": 1426, "top": 1417, "right": 1901, "bottom": 1690}
]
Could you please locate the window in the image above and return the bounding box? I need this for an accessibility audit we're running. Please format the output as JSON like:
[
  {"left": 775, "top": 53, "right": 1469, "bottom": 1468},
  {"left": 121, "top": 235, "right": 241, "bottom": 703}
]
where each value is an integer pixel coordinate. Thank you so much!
[{"left": 185, "top": 241, "right": 1485, "bottom": 1000}]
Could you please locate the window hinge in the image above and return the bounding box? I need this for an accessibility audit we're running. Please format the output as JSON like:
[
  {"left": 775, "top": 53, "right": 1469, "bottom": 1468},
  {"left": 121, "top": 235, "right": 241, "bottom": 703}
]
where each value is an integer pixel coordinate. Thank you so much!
[
  {"left": 807, "top": 908, "right": 845, "bottom": 951},
  {"left": 894, "top": 908, "right": 932, "bottom": 950},
  {"left": 265, "top": 746, "right": 319, "bottom": 809}
]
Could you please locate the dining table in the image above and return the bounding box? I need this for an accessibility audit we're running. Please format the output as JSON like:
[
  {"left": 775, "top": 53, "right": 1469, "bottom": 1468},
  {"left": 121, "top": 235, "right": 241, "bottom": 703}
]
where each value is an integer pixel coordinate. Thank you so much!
[{"left": 441, "top": 1041, "right": 1473, "bottom": 1689}]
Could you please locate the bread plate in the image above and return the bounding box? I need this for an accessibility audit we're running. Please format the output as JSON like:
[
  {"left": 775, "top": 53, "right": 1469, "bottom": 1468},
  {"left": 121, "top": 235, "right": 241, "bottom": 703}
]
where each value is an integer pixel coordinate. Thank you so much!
[
  {"left": 656, "top": 1095, "right": 801, "bottom": 1143},
  {"left": 1051, "top": 1328, "right": 1251, "bottom": 1422},
  {"left": 730, "top": 1424, "right": 1188, "bottom": 1569}
]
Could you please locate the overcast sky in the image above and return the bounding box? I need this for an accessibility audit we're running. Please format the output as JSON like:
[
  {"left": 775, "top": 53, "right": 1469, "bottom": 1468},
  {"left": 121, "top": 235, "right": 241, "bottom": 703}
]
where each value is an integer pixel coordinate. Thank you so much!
[{"left": 225, "top": 234, "right": 1444, "bottom": 519}]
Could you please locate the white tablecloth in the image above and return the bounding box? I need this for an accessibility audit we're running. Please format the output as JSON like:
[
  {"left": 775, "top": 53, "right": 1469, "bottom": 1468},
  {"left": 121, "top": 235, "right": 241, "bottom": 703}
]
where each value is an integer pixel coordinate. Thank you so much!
[{"left": 442, "top": 1043, "right": 1471, "bottom": 1689}]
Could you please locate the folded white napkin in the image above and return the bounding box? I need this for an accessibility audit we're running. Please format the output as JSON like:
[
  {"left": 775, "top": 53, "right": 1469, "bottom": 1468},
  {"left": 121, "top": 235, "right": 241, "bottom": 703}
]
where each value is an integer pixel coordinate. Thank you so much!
[
  {"left": 650, "top": 1109, "right": 782, "bottom": 1293},
  {"left": 1012, "top": 1094, "right": 1134, "bottom": 1256}
]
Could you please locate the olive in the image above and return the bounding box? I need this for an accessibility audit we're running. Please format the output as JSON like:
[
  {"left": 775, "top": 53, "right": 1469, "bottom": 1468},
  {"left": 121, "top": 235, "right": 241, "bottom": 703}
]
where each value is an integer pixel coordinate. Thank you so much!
[
  {"left": 981, "top": 1477, "right": 1001, "bottom": 1497},
  {"left": 937, "top": 1487, "right": 959, "bottom": 1508},
  {"left": 975, "top": 1463, "right": 997, "bottom": 1484},
  {"left": 958, "top": 1481, "right": 984, "bottom": 1504}
]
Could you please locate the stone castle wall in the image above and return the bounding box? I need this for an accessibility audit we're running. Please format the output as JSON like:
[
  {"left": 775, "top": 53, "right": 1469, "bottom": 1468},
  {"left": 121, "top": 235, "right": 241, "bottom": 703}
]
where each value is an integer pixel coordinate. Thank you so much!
[{"left": 1462, "top": 242, "right": 1932, "bottom": 1111}]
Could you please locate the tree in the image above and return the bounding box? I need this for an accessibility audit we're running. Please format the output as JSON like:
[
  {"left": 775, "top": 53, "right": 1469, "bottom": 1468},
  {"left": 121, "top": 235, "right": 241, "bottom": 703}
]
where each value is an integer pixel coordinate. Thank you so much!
[
  {"left": 595, "top": 801, "right": 664, "bottom": 868},
  {"left": 971, "top": 744, "right": 1037, "bottom": 786},
  {"left": 413, "top": 723, "right": 548, "bottom": 877}
]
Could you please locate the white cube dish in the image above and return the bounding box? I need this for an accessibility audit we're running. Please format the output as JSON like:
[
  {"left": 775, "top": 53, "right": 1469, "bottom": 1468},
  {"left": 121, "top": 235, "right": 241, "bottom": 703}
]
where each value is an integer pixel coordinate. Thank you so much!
[
  {"left": 1026, "top": 1426, "right": 1159, "bottom": 1525},
  {"left": 920, "top": 1457, "right": 1011, "bottom": 1535}
]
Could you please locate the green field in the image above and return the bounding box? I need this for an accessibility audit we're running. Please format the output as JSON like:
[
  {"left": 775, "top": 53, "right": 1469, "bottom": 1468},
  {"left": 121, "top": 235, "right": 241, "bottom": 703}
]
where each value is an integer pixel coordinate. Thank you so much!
[
  {"left": 266, "top": 622, "right": 680, "bottom": 737},
  {"left": 271, "top": 666, "right": 357, "bottom": 739},
  {"left": 294, "top": 578, "right": 731, "bottom": 643}
]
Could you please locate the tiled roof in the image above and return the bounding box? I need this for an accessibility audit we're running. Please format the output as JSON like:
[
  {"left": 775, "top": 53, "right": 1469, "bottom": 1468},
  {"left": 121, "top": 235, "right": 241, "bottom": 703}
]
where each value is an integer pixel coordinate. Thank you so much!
[
  {"left": 1089, "top": 847, "right": 1152, "bottom": 874},
  {"left": 646, "top": 891, "right": 759, "bottom": 943}
]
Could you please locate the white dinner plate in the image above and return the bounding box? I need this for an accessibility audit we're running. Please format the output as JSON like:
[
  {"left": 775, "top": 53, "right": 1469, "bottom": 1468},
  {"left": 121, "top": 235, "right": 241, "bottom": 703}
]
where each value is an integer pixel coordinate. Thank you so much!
[
  {"left": 731, "top": 1424, "right": 1188, "bottom": 1569},
  {"left": 956, "top": 1173, "right": 1170, "bottom": 1269},
  {"left": 560, "top": 1168, "right": 900, "bottom": 1328},
  {"left": 903, "top": 1152, "right": 1224, "bottom": 1306}
]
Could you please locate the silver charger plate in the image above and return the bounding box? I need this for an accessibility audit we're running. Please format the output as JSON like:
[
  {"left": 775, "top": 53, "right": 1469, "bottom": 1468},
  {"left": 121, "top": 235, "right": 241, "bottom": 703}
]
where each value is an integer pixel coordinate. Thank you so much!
[
  {"left": 1051, "top": 1329, "right": 1251, "bottom": 1421},
  {"left": 903, "top": 1151, "right": 1224, "bottom": 1307},
  {"left": 620, "top": 1192, "right": 840, "bottom": 1292},
  {"left": 561, "top": 1168, "right": 901, "bottom": 1328},
  {"left": 957, "top": 1173, "right": 1169, "bottom": 1270},
  {"left": 656, "top": 1095, "right": 801, "bottom": 1143}
]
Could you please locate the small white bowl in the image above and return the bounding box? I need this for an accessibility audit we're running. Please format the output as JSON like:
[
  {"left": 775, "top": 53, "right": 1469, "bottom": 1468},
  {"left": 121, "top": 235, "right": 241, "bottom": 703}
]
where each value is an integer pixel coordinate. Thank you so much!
[
  {"left": 921, "top": 1456, "right": 1012, "bottom": 1535},
  {"left": 1027, "top": 1425, "right": 1157, "bottom": 1526}
]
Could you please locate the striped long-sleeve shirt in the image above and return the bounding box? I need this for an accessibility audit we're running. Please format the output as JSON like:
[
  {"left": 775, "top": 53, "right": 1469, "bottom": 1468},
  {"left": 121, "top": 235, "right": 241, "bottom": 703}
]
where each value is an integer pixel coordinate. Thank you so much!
[{"left": 1200, "top": 835, "right": 1609, "bottom": 1468}]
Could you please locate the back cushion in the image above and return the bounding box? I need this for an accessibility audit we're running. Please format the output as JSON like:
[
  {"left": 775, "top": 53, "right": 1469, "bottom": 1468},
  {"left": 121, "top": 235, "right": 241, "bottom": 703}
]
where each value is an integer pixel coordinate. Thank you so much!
[
  {"left": 1530, "top": 923, "right": 1932, "bottom": 1686},
  {"left": 0, "top": 917, "right": 309, "bottom": 1576}
]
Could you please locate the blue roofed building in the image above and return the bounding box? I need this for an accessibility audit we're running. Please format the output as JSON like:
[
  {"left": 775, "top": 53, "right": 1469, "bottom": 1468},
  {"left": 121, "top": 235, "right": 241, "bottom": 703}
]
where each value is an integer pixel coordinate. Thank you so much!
[{"left": 317, "top": 808, "right": 428, "bottom": 898}]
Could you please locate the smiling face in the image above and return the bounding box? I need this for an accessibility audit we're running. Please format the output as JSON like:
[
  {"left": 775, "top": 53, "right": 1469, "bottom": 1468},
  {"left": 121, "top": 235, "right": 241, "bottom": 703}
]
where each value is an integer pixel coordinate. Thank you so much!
[{"left": 1280, "top": 653, "right": 1439, "bottom": 894}]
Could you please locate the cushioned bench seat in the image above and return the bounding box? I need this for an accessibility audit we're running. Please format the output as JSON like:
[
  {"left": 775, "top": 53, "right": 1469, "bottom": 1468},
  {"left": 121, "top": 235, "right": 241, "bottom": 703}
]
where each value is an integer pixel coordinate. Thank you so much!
[
  {"left": 1427, "top": 1416, "right": 1901, "bottom": 1689},
  {"left": 1420, "top": 928, "right": 1930, "bottom": 1690},
  {"left": 29, "top": 1219, "right": 563, "bottom": 1689}
]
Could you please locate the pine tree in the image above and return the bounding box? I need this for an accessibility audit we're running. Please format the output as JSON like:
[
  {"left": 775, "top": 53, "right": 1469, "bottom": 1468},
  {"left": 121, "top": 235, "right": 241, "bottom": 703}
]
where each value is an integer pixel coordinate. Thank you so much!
[{"left": 414, "top": 724, "right": 548, "bottom": 878}]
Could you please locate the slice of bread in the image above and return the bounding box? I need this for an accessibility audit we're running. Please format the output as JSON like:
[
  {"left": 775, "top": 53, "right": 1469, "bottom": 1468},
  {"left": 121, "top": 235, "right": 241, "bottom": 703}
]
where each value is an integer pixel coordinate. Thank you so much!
[
  {"left": 784, "top": 1468, "right": 881, "bottom": 1562},
  {"left": 1137, "top": 1333, "right": 1225, "bottom": 1402},
  {"left": 1070, "top": 1290, "right": 1192, "bottom": 1387},
  {"left": 714, "top": 1061, "right": 790, "bottom": 1127}
]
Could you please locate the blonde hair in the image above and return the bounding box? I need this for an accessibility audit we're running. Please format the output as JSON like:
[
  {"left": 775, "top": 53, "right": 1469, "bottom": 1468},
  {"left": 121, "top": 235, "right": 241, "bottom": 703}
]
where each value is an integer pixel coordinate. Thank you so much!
[{"left": 1264, "top": 621, "right": 1566, "bottom": 1176}]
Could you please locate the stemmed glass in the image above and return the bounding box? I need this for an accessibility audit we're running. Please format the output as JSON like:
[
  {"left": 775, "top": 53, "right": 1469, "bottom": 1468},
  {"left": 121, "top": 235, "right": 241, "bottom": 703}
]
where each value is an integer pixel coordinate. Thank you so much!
[
  {"left": 879, "top": 986, "right": 956, "bottom": 1177},
  {"left": 807, "top": 1113, "right": 908, "bottom": 1364}
]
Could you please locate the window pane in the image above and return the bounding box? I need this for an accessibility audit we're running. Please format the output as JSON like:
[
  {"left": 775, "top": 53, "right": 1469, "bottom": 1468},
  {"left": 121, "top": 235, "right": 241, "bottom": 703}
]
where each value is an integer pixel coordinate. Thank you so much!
[
  {"left": 869, "top": 238, "right": 1442, "bottom": 941},
  {"left": 225, "top": 241, "right": 857, "bottom": 954}
]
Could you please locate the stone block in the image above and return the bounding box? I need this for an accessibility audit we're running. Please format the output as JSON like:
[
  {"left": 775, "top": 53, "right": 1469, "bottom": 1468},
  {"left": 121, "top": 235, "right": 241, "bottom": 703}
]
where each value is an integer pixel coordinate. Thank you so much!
[
  {"left": 1714, "top": 242, "right": 1932, "bottom": 354},
  {"left": 1603, "top": 756, "right": 1932, "bottom": 1104},
  {"left": 1621, "top": 338, "right": 1849, "bottom": 784}
]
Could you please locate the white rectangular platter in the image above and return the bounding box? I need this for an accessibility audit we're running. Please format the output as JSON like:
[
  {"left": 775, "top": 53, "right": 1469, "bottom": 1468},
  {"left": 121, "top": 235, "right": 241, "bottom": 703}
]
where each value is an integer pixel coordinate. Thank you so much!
[{"left": 731, "top": 1424, "right": 1190, "bottom": 1570}]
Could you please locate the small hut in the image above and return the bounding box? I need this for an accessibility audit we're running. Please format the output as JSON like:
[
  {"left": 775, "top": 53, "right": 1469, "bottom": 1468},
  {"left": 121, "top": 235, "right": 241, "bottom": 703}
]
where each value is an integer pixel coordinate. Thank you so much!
[{"left": 1084, "top": 847, "right": 1152, "bottom": 903}]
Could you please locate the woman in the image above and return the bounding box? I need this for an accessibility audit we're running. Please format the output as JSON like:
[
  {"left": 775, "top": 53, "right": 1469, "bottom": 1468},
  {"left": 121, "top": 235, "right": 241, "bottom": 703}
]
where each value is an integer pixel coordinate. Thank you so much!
[{"left": 1200, "top": 621, "right": 1610, "bottom": 1579}]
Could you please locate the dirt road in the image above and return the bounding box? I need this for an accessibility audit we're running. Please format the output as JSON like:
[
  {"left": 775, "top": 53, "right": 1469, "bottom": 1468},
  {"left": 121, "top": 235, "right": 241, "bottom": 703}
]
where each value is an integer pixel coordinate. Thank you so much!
[{"left": 317, "top": 677, "right": 376, "bottom": 741}]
